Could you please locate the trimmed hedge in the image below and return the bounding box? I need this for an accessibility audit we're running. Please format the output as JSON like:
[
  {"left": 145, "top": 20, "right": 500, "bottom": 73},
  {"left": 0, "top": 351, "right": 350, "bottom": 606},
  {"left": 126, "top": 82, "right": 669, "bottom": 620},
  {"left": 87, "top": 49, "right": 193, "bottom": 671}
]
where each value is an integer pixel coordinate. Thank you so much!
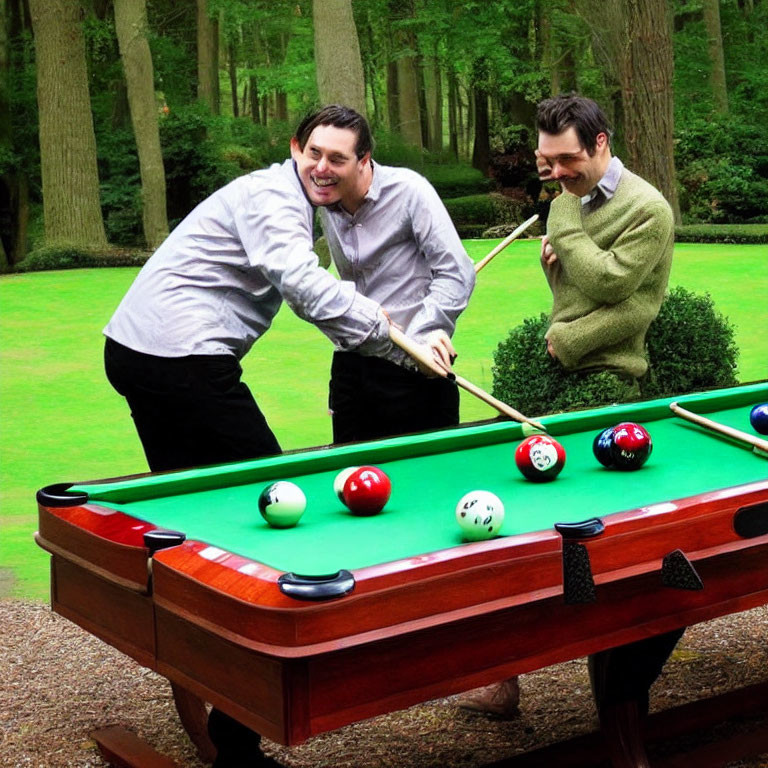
[
  {"left": 444, "top": 193, "right": 526, "bottom": 235},
  {"left": 17, "top": 245, "right": 150, "bottom": 272},
  {"left": 491, "top": 287, "right": 739, "bottom": 416},
  {"left": 674, "top": 224, "right": 768, "bottom": 243},
  {"left": 421, "top": 164, "right": 493, "bottom": 199}
]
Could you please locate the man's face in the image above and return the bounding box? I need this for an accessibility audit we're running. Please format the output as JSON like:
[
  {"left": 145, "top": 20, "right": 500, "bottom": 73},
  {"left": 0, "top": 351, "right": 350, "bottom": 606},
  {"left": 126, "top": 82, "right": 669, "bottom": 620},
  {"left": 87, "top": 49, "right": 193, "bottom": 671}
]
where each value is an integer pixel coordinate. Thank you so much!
[
  {"left": 537, "top": 126, "right": 608, "bottom": 198},
  {"left": 290, "top": 125, "right": 369, "bottom": 211}
]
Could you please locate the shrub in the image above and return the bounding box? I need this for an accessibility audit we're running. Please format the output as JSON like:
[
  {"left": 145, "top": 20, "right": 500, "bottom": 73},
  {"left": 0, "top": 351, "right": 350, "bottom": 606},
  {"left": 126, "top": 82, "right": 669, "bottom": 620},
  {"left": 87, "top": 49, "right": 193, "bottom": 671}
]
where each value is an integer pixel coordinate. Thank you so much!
[
  {"left": 491, "top": 314, "right": 637, "bottom": 416},
  {"left": 454, "top": 224, "right": 488, "bottom": 239},
  {"left": 675, "top": 117, "right": 768, "bottom": 224},
  {"left": 444, "top": 193, "right": 524, "bottom": 231},
  {"left": 674, "top": 224, "right": 768, "bottom": 244},
  {"left": 421, "top": 164, "right": 492, "bottom": 199},
  {"left": 491, "top": 288, "right": 739, "bottom": 415},
  {"left": 643, "top": 286, "right": 738, "bottom": 398},
  {"left": 18, "top": 244, "right": 149, "bottom": 272}
]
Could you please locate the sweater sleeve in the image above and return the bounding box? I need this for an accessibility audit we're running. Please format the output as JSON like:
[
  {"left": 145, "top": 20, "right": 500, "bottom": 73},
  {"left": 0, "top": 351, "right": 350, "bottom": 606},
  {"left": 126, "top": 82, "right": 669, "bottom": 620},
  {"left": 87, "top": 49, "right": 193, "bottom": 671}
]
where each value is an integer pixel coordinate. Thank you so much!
[
  {"left": 547, "top": 192, "right": 673, "bottom": 304},
  {"left": 546, "top": 293, "right": 660, "bottom": 370}
]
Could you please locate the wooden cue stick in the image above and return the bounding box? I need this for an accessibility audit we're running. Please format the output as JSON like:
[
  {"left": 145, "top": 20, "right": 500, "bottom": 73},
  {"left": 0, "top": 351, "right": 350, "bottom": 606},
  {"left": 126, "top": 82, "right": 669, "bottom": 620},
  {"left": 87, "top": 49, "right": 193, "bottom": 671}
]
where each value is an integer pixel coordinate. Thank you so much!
[
  {"left": 388, "top": 325, "right": 547, "bottom": 433},
  {"left": 670, "top": 401, "right": 768, "bottom": 456},
  {"left": 474, "top": 214, "right": 539, "bottom": 274}
]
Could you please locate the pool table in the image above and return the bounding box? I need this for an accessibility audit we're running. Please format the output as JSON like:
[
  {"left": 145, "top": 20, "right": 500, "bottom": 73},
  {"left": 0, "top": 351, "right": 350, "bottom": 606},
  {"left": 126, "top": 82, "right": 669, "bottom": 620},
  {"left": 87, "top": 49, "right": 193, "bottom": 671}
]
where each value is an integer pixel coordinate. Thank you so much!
[{"left": 36, "top": 383, "right": 768, "bottom": 759}]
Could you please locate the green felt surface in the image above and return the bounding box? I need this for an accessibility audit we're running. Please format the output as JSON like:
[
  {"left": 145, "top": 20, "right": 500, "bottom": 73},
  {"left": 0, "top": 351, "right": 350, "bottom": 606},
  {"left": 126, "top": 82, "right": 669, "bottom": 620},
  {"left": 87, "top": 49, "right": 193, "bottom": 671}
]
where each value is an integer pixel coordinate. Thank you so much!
[{"left": 75, "top": 385, "right": 768, "bottom": 576}]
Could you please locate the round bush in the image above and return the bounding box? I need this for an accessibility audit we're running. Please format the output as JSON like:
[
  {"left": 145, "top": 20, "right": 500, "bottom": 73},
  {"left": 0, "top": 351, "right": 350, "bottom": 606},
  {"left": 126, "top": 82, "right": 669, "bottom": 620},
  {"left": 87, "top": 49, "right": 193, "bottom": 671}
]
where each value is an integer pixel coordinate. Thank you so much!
[
  {"left": 491, "top": 314, "right": 636, "bottom": 416},
  {"left": 492, "top": 288, "right": 740, "bottom": 416},
  {"left": 643, "top": 286, "right": 738, "bottom": 398}
]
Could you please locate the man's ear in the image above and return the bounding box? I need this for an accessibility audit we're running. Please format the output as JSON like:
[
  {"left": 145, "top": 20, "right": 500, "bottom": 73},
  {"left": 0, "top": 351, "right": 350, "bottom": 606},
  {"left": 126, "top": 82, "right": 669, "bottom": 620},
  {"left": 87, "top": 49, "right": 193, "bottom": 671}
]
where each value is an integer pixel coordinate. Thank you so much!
[
  {"left": 595, "top": 132, "right": 609, "bottom": 152},
  {"left": 289, "top": 136, "right": 300, "bottom": 158},
  {"left": 359, "top": 151, "right": 371, "bottom": 169}
]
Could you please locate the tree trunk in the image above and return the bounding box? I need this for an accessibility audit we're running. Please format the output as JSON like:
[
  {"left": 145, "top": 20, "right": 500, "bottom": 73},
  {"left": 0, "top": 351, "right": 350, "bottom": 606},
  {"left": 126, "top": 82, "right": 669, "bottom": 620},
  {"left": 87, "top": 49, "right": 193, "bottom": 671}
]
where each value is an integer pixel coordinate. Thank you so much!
[
  {"left": 397, "top": 54, "right": 423, "bottom": 149},
  {"left": 363, "top": 12, "right": 382, "bottom": 130},
  {"left": 1, "top": 0, "right": 12, "bottom": 268},
  {"left": 227, "top": 40, "right": 238, "bottom": 117},
  {"left": 114, "top": 0, "right": 168, "bottom": 249},
  {"left": 275, "top": 90, "right": 287, "bottom": 121},
  {"left": 415, "top": 51, "right": 429, "bottom": 149},
  {"left": 430, "top": 56, "right": 443, "bottom": 153},
  {"left": 447, "top": 66, "right": 459, "bottom": 159},
  {"left": 29, "top": 0, "right": 107, "bottom": 246},
  {"left": 197, "top": 0, "right": 219, "bottom": 114},
  {"left": 620, "top": 0, "right": 681, "bottom": 223},
  {"left": 386, "top": 59, "right": 399, "bottom": 132},
  {"left": 471, "top": 85, "right": 490, "bottom": 174},
  {"left": 702, "top": 0, "right": 728, "bottom": 114},
  {"left": 314, "top": 0, "right": 366, "bottom": 116},
  {"left": 250, "top": 76, "right": 260, "bottom": 123}
]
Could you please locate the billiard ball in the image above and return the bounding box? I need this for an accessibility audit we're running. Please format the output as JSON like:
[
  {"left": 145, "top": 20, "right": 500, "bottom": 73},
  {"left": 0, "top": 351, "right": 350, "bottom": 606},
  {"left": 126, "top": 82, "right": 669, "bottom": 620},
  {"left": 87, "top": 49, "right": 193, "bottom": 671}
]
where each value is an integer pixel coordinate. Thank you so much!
[
  {"left": 258, "top": 481, "right": 306, "bottom": 528},
  {"left": 343, "top": 466, "right": 391, "bottom": 515},
  {"left": 455, "top": 490, "right": 504, "bottom": 541},
  {"left": 750, "top": 403, "right": 768, "bottom": 435},
  {"left": 334, "top": 466, "right": 359, "bottom": 504},
  {"left": 593, "top": 426, "right": 616, "bottom": 468},
  {"left": 610, "top": 422, "right": 652, "bottom": 470},
  {"left": 515, "top": 435, "right": 566, "bottom": 482}
]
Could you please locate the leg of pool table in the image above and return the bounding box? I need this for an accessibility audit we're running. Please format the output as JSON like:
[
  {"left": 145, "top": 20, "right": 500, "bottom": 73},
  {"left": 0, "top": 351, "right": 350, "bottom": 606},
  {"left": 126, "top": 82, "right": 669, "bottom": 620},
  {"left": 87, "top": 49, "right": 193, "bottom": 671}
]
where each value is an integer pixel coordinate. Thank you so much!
[{"left": 170, "top": 683, "right": 217, "bottom": 764}]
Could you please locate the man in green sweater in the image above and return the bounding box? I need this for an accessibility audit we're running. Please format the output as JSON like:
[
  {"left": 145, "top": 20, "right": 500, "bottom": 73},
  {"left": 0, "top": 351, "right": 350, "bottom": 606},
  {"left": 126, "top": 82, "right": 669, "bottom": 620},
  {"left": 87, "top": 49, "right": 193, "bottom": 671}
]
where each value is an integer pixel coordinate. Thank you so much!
[
  {"left": 536, "top": 94, "right": 682, "bottom": 763},
  {"left": 461, "top": 96, "right": 681, "bottom": 767},
  {"left": 536, "top": 93, "right": 674, "bottom": 393}
]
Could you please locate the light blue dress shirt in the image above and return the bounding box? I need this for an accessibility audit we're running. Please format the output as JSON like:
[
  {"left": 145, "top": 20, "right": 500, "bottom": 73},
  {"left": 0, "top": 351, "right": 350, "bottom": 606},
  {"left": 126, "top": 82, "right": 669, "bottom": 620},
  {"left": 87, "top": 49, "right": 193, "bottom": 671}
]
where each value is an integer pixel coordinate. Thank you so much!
[{"left": 105, "top": 160, "right": 391, "bottom": 360}]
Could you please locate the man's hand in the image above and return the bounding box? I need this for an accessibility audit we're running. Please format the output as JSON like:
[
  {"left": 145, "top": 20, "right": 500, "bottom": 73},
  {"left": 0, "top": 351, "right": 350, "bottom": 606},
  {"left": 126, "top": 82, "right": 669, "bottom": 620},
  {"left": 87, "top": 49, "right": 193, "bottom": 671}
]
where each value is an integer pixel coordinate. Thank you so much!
[
  {"left": 424, "top": 329, "right": 456, "bottom": 372},
  {"left": 546, "top": 338, "right": 558, "bottom": 360},
  {"left": 535, "top": 149, "right": 553, "bottom": 181},
  {"left": 540, "top": 235, "right": 557, "bottom": 267}
]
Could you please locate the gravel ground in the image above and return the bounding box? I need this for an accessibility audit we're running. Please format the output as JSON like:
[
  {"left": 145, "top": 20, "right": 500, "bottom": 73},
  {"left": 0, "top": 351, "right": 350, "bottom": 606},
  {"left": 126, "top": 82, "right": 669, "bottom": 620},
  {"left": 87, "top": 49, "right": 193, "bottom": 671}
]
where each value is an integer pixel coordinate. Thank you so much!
[{"left": 2, "top": 599, "right": 767, "bottom": 768}]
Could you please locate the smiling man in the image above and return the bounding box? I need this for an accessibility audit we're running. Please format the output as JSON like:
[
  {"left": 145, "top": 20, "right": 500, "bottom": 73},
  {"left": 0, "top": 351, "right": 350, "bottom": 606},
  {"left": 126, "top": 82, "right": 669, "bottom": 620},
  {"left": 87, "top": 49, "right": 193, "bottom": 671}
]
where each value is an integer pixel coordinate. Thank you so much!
[
  {"left": 534, "top": 93, "right": 674, "bottom": 388},
  {"left": 291, "top": 105, "right": 475, "bottom": 444}
]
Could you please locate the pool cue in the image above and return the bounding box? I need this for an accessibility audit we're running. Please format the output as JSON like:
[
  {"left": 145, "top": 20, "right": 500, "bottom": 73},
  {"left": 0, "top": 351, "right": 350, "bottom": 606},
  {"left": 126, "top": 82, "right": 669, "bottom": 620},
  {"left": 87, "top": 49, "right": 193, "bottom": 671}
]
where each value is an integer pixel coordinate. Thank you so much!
[
  {"left": 670, "top": 402, "right": 768, "bottom": 457},
  {"left": 388, "top": 325, "right": 547, "bottom": 433},
  {"left": 474, "top": 214, "right": 539, "bottom": 274}
]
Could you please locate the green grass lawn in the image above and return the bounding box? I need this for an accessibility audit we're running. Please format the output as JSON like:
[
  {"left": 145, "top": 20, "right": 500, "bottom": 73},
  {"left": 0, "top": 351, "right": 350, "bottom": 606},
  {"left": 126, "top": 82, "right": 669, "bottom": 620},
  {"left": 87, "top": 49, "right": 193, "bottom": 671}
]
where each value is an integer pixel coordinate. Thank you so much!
[{"left": 1, "top": 240, "right": 766, "bottom": 600}]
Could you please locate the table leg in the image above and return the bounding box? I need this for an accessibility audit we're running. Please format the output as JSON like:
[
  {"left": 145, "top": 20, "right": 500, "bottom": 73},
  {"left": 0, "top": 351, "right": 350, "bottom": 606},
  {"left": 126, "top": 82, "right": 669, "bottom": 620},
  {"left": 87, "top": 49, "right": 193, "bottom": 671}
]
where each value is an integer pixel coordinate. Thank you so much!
[{"left": 170, "top": 682, "right": 217, "bottom": 764}]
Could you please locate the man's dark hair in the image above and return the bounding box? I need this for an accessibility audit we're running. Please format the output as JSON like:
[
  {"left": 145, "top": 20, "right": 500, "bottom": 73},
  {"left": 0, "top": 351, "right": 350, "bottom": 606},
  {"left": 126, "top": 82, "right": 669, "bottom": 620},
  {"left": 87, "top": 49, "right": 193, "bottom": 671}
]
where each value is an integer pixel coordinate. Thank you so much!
[
  {"left": 536, "top": 94, "right": 612, "bottom": 155},
  {"left": 294, "top": 105, "right": 373, "bottom": 159}
]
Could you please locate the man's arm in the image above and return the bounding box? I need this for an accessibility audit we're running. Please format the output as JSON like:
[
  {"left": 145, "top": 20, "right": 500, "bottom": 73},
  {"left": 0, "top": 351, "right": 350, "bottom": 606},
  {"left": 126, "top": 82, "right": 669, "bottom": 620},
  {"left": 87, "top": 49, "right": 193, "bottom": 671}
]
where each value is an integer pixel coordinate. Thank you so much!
[
  {"left": 546, "top": 192, "right": 673, "bottom": 304},
  {"left": 235, "top": 182, "right": 392, "bottom": 356},
  {"left": 546, "top": 293, "right": 661, "bottom": 370}
]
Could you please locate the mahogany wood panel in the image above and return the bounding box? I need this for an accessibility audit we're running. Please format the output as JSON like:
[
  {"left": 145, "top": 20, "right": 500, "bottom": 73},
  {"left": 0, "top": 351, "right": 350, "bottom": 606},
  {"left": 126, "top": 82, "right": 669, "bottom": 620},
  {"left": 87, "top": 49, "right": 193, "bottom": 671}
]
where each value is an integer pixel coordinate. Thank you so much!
[{"left": 51, "top": 557, "right": 156, "bottom": 669}]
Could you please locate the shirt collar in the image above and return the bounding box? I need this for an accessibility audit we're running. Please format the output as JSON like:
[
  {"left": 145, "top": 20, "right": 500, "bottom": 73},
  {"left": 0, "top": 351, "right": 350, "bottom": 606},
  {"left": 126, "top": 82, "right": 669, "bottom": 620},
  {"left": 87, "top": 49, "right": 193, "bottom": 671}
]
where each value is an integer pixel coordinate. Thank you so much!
[
  {"left": 364, "top": 160, "right": 380, "bottom": 204},
  {"left": 581, "top": 156, "right": 624, "bottom": 206}
]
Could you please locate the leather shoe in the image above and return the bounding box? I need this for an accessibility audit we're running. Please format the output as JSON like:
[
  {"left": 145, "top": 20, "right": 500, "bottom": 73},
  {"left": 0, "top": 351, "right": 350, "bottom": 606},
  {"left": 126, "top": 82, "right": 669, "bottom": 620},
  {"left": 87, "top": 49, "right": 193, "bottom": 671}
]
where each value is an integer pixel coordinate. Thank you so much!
[{"left": 456, "top": 677, "right": 521, "bottom": 717}]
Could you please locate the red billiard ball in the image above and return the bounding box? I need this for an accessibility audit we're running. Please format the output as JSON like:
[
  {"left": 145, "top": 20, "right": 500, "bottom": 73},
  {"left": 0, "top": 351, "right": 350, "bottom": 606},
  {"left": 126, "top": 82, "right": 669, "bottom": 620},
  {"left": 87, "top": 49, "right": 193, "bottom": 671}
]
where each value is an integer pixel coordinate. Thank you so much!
[
  {"left": 343, "top": 466, "right": 391, "bottom": 515},
  {"left": 514, "top": 435, "right": 566, "bottom": 482},
  {"left": 750, "top": 403, "right": 768, "bottom": 435},
  {"left": 610, "top": 422, "right": 652, "bottom": 470}
]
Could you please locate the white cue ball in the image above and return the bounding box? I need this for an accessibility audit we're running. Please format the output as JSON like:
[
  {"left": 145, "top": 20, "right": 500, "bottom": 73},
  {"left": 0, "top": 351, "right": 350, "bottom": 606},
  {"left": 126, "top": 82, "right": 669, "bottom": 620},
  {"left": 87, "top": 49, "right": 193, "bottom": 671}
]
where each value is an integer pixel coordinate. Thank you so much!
[
  {"left": 334, "top": 466, "right": 359, "bottom": 505},
  {"left": 455, "top": 490, "right": 505, "bottom": 541},
  {"left": 258, "top": 481, "right": 306, "bottom": 528}
]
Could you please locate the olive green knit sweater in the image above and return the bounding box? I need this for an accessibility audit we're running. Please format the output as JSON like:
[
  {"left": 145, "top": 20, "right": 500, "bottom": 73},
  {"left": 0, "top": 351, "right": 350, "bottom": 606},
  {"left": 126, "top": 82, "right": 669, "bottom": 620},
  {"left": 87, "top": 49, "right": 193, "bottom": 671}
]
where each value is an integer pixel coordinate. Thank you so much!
[{"left": 544, "top": 168, "right": 674, "bottom": 378}]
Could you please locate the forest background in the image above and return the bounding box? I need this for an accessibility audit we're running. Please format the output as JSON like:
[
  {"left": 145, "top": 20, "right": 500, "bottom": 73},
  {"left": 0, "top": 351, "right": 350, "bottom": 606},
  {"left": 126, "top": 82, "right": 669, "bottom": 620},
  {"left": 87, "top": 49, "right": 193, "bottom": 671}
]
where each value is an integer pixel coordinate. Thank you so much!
[{"left": 1, "top": 0, "right": 767, "bottom": 270}]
